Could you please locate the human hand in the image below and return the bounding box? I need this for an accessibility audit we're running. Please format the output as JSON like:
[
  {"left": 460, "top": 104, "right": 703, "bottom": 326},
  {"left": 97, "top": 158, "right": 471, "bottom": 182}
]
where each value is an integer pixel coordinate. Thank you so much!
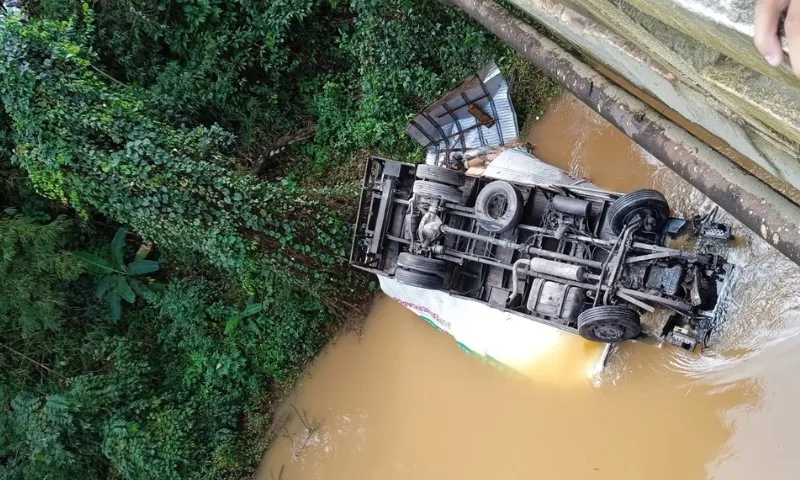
[{"left": 755, "top": 0, "right": 792, "bottom": 71}]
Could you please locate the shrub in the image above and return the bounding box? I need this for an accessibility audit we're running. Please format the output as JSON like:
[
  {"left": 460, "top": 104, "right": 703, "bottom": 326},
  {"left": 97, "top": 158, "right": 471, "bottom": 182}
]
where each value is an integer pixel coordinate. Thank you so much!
[
  {"left": 1, "top": 244, "right": 331, "bottom": 479},
  {"left": 83, "top": 0, "right": 347, "bottom": 144},
  {"left": 0, "top": 15, "right": 361, "bottom": 304},
  {"left": 0, "top": 214, "right": 82, "bottom": 335}
]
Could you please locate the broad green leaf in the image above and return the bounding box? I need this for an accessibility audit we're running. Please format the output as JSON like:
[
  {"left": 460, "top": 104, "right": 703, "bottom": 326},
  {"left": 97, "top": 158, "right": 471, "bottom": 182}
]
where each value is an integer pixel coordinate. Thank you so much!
[
  {"left": 95, "top": 275, "right": 113, "bottom": 298},
  {"left": 127, "top": 259, "right": 160, "bottom": 275},
  {"left": 73, "top": 252, "right": 114, "bottom": 274},
  {"left": 127, "top": 277, "right": 151, "bottom": 297},
  {"left": 108, "top": 291, "right": 122, "bottom": 322},
  {"left": 115, "top": 276, "right": 136, "bottom": 303},
  {"left": 110, "top": 228, "right": 127, "bottom": 269},
  {"left": 242, "top": 302, "right": 262, "bottom": 317},
  {"left": 224, "top": 315, "right": 241, "bottom": 335},
  {"left": 247, "top": 320, "right": 262, "bottom": 336}
]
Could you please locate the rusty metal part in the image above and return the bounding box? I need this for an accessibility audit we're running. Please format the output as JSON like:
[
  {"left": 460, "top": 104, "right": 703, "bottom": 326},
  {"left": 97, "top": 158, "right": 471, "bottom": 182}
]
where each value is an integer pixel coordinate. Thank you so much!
[
  {"left": 467, "top": 103, "right": 496, "bottom": 128},
  {"left": 449, "top": 0, "right": 800, "bottom": 267}
]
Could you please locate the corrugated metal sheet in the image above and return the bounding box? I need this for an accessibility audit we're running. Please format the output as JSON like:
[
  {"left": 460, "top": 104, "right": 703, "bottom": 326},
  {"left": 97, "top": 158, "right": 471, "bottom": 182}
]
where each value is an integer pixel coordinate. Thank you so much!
[
  {"left": 405, "top": 62, "right": 519, "bottom": 166},
  {"left": 484, "top": 149, "right": 578, "bottom": 185}
]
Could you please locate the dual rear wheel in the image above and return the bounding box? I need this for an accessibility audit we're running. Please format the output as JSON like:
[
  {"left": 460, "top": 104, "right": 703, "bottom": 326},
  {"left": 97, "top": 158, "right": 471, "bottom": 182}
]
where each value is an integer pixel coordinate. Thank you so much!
[
  {"left": 412, "top": 164, "right": 466, "bottom": 205},
  {"left": 394, "top": 252, "right": 445, "bottom": 290}
]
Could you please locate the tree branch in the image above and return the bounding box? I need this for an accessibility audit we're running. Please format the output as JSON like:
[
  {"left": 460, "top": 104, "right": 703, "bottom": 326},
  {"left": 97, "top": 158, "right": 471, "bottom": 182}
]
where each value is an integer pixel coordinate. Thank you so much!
[{"left": 0, "top": 342, "right": 55, "bottom": 374}]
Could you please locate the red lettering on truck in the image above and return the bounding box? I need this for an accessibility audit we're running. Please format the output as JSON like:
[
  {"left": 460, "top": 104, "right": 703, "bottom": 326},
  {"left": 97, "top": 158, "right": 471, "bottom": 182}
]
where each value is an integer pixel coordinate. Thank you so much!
[{"left": 391, "top": 297, "right": 452, "bottom": 330}]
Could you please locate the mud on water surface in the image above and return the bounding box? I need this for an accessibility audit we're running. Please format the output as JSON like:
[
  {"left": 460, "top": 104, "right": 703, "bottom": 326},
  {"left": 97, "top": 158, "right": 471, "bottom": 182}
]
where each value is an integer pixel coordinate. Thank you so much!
[{"left": 258, "top": 94, "right": 800, "bottom": 480}]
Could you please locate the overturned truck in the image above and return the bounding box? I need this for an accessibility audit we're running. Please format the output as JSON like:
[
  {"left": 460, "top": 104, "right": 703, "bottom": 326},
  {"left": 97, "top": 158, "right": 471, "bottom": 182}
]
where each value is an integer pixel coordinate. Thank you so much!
[
  {"left": 350, "top": 63, "right": 733, "bottom": 356},
  {"left": 350, "top": 151, "right": 733, "bottom": 351}
]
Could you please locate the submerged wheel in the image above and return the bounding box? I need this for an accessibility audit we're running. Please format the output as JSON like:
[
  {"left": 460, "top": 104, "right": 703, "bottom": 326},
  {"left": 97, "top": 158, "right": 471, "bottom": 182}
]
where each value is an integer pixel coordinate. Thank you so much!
[
  {"left": 415, "top": 164, "right": 465, "bottom": 187},
  {"left": 412, "top": 180, "right": 463, "bottom": 205},
  {"left": 474, "top": 180, "right": 523, "bottom": 234},
  {"left": 607, "top": 189, "right": 670, "bottom": 236},
  {"left": 394, "top": 268, "right": 444, "bottom": 290},
  {"left": 397, "top": 252, "right": 446, "bottom": 275},
  {"left": 577, "top": 306, "right": 641, "bottom": 343}
]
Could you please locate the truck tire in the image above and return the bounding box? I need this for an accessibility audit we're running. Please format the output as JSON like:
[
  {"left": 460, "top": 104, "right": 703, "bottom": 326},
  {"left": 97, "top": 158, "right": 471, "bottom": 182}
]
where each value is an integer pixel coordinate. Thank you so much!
[
  {"left": 415, "top": 164, "right": 465, "bottom": 187},
  {"left": 607, "top": 189, "right": 670, "bottom": 236},
  {"left": 394, "top": 268, "right": 444, "bottom": 290},
  {"left": 397, "top": 252, "right": 447, "bottom": 275},
  {"left": 413, "top": 180, "right": 463, "bottom": 205},
  {"left": 577, "top": 305, "right": 641, "bottom": 342},
  {"left": 474, "top": 180, "right": 523, "bottom": 233}
]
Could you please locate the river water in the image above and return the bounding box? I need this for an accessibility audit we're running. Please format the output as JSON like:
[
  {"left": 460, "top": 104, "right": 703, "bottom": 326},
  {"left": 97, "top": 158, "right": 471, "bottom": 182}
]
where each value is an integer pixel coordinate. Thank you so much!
[{"left": 258, "top": 94, "right": 800, "bottom": 480}]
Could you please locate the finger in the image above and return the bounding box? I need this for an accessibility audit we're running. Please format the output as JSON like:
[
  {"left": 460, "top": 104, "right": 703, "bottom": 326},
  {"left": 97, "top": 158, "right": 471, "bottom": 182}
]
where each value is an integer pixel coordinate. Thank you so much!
[
  {"left": 755, "top": 0, "right": 789, "bottom": 66},
  {"left": 788, "top": 0, "right": 800, "bottom": 75}
]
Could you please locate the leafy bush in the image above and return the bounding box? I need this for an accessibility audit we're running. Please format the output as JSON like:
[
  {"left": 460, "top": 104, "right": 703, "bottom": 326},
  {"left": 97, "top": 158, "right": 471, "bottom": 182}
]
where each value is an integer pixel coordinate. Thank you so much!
[
  {"left": 49, "top": 0, "right": 506, "bottom": 167},
  {"left": 0, "top": 15, "right": 361, "bottom": 304},
  {"left": 0, "top": 102, "right": 9, "bottom": 162},
  {"left": 308, "top": 0, "right": 504, "bottom": 163},
  {"left": 1, "top": 233, "right": 330, "bottom": 479},
  {"left": 0, "top": 214, "right": 82, "bottom": 334},
  {"left": 75, "top": 228, "right": 160, "bottom": 321},
  {"left": 83, "top": 0, "right": 347, "bottom": 144},
  {"left": 1, "top": 101, "right": 27, "bottom": 203},
  {"left": 0, "top": 6, "right": 556, "bottom": 307}
]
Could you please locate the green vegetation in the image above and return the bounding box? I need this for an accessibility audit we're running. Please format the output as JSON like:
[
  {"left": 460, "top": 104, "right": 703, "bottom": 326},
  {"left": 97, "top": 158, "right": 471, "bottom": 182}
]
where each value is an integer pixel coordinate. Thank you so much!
[
  {"left": 0, "top": 1, "right": 560, "bottom": 478},
  {"left": 502, "top": 54, "right": 563, "bottom": 133},
  {"left": 74, "top": 227, "right": 161, "bottom": 322}
]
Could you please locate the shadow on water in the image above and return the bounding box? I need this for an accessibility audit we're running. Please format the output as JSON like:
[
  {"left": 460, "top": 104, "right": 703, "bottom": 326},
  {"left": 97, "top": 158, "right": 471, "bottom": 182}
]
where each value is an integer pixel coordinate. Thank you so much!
[{"left": 258, "top": 94, "right": 800, "bottom": 480}]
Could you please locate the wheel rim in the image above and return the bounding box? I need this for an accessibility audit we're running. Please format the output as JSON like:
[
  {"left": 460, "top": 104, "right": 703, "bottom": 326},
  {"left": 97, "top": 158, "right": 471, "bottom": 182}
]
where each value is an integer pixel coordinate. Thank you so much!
[
  {"left": 623, "top": 208, "right": 661, "bottom": 232},
  {"left": 593, "top": 324, "right": 625, "bottom": 341},
  {"left": 608, "top": 189, "right": 670, "bottom": 236},
  {"left": 485, "top": 193, "right": 509, "bottom": 219}
]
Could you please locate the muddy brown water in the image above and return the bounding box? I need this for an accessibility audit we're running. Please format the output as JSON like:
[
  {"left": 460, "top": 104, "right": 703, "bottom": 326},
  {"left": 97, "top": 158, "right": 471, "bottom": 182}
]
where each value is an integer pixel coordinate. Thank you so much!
[{"left": 258, "top": 94, "right": 800, "bottom": 480}]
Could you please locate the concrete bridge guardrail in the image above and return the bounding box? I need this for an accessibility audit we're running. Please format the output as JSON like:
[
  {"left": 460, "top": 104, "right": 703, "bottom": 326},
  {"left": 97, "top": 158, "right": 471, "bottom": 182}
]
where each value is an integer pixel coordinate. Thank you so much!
[{"left": 508, "top": 0, "right": 800, "bottom": 194}]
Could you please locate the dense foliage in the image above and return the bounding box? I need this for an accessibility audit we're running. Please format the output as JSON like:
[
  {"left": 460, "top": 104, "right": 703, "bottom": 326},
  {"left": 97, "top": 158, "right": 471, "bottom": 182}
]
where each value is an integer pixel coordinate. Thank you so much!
[
  {"left": 0, "top": 222, "right": 329, "bottom": 478},
  {"left": 0, "top": 1, "right": 560, "bottom": 478},
  {"left": 0, "top": 14, "right": 361, "bottom": 307},
  {"left": 0, "top": 158, "right": 330, "bottom": 478}
]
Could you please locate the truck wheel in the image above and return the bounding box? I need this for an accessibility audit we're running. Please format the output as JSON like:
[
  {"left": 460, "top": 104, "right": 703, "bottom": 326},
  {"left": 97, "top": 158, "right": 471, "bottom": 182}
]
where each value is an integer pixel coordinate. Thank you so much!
[
  {"left": 413, "top": 180, "right": 463, "bottom": 205},
  {"left": 577, "top": 306, "right": 641, "bottom": 342},
  {"left": 397, "top": 252, "right": 447, "bottom": 275},
  {"left": 474, "top": 180, "right": 523, "bottom": 233},
  {"left": 394, "top": 268, "right": 444, "bottom": 289},
  {"left": 415, "top": 164, "right": 465, "bottom": 187},
  {"left": 607, "top": 189, "right": 670, "bottom": 236}
]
